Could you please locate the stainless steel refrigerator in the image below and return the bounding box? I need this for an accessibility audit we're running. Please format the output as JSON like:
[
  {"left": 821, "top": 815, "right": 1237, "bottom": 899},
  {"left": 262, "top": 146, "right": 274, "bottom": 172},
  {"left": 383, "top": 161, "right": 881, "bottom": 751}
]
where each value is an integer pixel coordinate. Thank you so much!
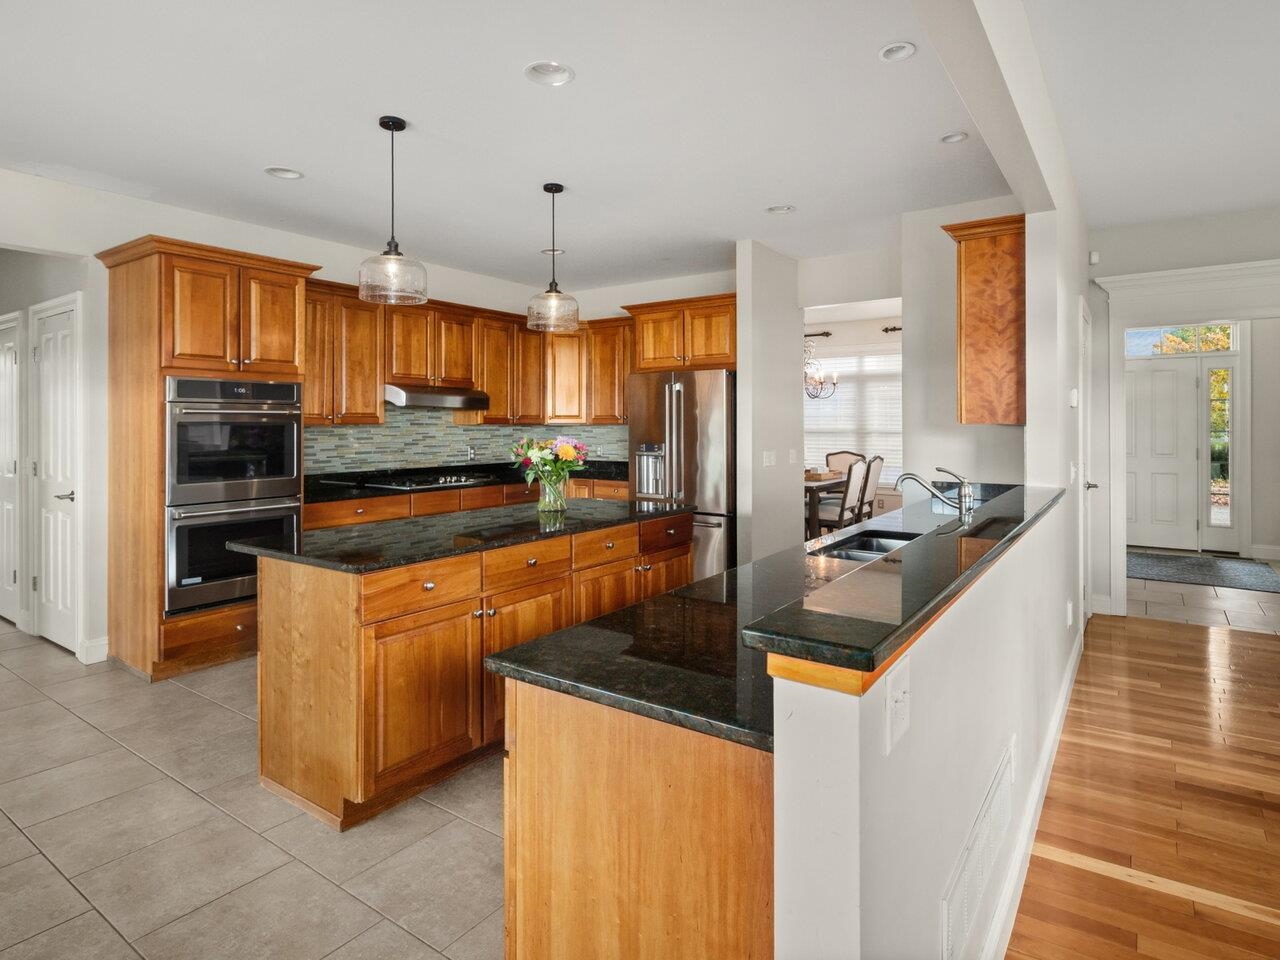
[{"left": 627, "top": 369, "right": 735, "bottom": 580}]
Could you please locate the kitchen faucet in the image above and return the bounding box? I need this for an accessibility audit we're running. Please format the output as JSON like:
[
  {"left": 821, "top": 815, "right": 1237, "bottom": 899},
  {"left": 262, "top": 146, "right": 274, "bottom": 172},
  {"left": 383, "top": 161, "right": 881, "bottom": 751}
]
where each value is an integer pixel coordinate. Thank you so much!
[{"left": 895, "top": 467, "right": 975, "bottom": 521}]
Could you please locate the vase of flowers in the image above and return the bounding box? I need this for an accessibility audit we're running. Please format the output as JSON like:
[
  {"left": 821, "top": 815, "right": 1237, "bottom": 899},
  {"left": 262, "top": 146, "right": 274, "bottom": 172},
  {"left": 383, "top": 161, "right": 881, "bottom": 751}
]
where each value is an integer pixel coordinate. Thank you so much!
[{"left": 512, "top": 436, "right": 588, "bottom": 513}]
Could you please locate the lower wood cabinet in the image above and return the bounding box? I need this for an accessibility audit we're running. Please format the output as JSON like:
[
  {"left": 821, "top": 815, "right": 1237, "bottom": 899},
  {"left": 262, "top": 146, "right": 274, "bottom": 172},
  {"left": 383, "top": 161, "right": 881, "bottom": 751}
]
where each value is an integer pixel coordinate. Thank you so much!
[
  {"left": 361, "top": 600, "right": 483, "bottom": 795},
  {"left": 481, "top": 577, "right": 574, "bottom": 744},
  {"left": 638, "top": 544, "right": 694, "bottom": 600},
  {"left": 573, "top": 557, "right": 639, "bottom": 622},
  {"left": 157, "top": 600, "right": 257, "bottom": 677},
  {"left": 303, "top": 494, "right": 411, "bottom": 529}
]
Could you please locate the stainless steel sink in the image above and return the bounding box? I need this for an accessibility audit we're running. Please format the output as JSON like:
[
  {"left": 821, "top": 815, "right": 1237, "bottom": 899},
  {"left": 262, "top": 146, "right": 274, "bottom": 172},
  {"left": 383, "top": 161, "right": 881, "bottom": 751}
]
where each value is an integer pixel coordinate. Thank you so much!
[{"left": 809, "top": 529, "right": 922, "bottom": 563}]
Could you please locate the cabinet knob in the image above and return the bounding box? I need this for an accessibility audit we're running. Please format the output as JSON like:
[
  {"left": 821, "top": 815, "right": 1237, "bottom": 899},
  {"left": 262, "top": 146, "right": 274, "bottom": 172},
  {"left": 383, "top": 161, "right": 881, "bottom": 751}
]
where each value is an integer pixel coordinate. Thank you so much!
[
  {"left": 641, "top": 564, "right": 653, "bottom": 572},
  {"left": 423, "top": 581, "right": 436, "bottom": 591},
  {"left": 605, "top": 541, "right": 615, "bottom": 550},
  {"left": 634, "top": 565, "right": 644, "bottom": 572},
  {"left": 487, "top": 608, "right": 497, "bottom": 617},
  {"left": 526, "top": 558, "right": 537, "bottom": 567},
  {"left": 235, "top": 623, "right": 244, "bottom": 632},
  {"left": 473, "top": 609, "right": 484, "bottom": 619},
  {"left": 355, "top": 508, "right": 366, "bottom": 515},
  {"left": 665, "top": 528, "right": 676, "bottom": 535}
]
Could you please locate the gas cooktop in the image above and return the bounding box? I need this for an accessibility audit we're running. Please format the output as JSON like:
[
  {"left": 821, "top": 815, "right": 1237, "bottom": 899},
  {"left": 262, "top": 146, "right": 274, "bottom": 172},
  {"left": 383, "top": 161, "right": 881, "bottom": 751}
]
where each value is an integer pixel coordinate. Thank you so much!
[{"left": 364, "top": 474, "right": 497, "bottom": 492}]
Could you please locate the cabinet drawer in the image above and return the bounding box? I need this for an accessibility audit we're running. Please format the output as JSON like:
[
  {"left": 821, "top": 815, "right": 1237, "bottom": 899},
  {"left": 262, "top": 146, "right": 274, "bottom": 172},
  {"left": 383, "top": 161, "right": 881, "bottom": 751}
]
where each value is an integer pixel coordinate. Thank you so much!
[
  {"left": 483, "top": 536, "right": 572, "bottom": 590},
  {"left": 572, "top": 523, "right": 639, "bottom": 571},
  {"left": 592, "top": 480, "right": 631, "bottom": 501},
  {"left": 410, "top": 489, "right": 462, "bottom": 517},
  {"left": 639, "top": 513, "right": 694, "bottom": 553},
  {"left": 503, "top": 482, "right": 540, "bottom": 505},
  {"left": 303, "top": 495, "right": 411, "bottom": 529},
  {"left": 460, "top": 484, "right": 505, "bottom": 510},
  {"left": 360, "top": 554, "right": 483, "bottom": 624},
  {"left": 160, "top": 601, "right": 256, "bottom": 659}
]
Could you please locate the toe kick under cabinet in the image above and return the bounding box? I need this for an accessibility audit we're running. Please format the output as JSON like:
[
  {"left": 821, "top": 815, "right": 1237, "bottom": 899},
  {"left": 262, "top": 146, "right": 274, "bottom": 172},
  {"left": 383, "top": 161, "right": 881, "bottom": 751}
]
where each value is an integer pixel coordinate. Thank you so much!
[{"left": 256, "top": 520, "right": 693, "bottom": 829}]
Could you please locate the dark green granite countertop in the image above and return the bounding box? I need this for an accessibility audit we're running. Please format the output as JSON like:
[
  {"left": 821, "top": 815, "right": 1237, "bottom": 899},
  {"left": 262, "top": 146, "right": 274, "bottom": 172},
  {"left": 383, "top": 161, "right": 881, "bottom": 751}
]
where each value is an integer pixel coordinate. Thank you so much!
[
  {"left": 304, "top": 461, "right": 629, "bottom": 504},
  {"left": 227, "top": 499, "right": 691, "bottom": 573},
  {"left": 485, "top": 484, "right": 1065, "bottom": 750}
]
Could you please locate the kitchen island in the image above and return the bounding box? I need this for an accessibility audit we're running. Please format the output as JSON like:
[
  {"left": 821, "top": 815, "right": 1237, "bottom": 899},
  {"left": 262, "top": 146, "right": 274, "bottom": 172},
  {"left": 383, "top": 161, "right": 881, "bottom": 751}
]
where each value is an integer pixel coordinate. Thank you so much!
[
  {"left": 485, "top": 484, "right": 1066, "bottom": 958},
  {"left": 228, "top": 499, "right": 695, "bottom": 829}
]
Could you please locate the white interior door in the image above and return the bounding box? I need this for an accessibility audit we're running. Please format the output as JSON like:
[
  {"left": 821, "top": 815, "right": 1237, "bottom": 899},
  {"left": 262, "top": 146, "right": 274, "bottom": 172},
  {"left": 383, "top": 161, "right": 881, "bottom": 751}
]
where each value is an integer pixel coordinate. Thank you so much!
[
  {"left": 1125, "top": 357, "right": 1199, "bottom": 550},
  {"left": 33, "top": 305, "right": 78, "bottom": 650},
  {"left": 0, "top": 317, "right": 19, "bottom": 625},
  {"left": 1078, "top": 300, "right": 1093, "bottom": 618}
]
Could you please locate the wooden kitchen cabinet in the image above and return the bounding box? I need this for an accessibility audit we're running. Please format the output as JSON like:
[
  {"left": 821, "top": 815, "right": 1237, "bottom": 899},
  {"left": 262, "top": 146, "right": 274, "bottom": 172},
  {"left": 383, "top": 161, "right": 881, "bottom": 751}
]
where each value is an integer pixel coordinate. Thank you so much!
[
  {"left": 385, "top": 304, "right": 476, "bottom": 389},
  {"left": 162, "top": 254, "right": 241, "bottom": 371},
  {"left": 361, "top": 599, "right": 483, "bottom": 794},
  {"left": 942, "top": 214, "right": 1026, "bottom": 425},
  {"left": 638, "top": 544, "right": 694, "bottom": 600},
  {"left": 240, "top": 267, "right": 305, "bottom": 374},
  {"left": 302, "top": 291, "right": 334, "bottom": 425},
  {"left": 513, "top": 325, "right": 545, "bottom": 424},
  {"left": 586, "top": 318, "right": 632, "bottom": 424},
  {"left": 573, "top": 557, "right": 639, "bottom": 622},
  {"left": 625, "top": 294, "right": 735, "bottom": 372},
  {"left": 544, "top": 330, "right": 588, "bottom": 424},
  {"left": 384, "top": 305, "right": 433, "bottom": 385},
  {"left": 304, "top": 280, "right": 386, "bottom": 427},
  {"left": 474, "top": 317, "right": 515, "bottom": 424},
  {"left": 481, "top": 577, "right": 574, "bottom": 744},
  {"left": 566, "top": 478, "right": 593, "bottom": 499},
  {"left": 303, "top": 494, "right": 411, "bottom": 529}
]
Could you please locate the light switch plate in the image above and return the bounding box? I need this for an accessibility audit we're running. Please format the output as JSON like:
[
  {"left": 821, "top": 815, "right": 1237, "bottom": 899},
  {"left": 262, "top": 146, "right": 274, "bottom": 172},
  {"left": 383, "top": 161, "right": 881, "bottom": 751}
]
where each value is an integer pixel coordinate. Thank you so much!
[
  {"left": 885, "top": 655, "right": 911, "bottom": 754},
  {"left": 762, "top": 450, "right": 776, "bottom": 468}
]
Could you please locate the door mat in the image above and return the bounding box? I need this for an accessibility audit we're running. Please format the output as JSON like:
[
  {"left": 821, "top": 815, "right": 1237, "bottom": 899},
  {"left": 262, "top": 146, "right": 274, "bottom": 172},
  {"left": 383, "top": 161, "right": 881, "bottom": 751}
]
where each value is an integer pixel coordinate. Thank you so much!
[{"left": 1127, "top": 551, "right": 1280, "bottom": 593}]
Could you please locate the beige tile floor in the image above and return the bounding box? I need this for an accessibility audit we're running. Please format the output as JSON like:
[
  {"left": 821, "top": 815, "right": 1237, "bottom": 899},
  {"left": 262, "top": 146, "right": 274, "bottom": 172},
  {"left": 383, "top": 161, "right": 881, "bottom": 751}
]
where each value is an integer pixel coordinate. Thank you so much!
[
  {"left": 1126, "top": 576, "right": 1280, "bottom": 631},
  {"left": 0, "top": 622, "right": 503, "bottom": 960}
]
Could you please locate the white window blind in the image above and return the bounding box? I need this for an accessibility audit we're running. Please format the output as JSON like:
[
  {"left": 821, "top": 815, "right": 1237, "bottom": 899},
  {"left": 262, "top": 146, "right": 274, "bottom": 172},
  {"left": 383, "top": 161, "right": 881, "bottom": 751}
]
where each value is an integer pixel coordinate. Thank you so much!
[{"left": 803, "top": 352, "right": 903, "bottom": 484}]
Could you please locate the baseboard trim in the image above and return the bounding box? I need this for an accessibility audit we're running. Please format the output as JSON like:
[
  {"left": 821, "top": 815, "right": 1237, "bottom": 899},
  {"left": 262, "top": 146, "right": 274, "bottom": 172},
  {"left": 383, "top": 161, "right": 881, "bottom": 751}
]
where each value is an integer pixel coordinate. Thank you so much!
[
  {"left": 1249, "top": 544, "right": 1280, "bottom": 561},
  {"left": 78, "top": 635, "right": 109, "bottom": 665},
  {"left": 980, "top": 625, "right": 1084, "bottom": 960},
  {"left": 1089, "top": 594, "right": 1113, "bottom": 616}
]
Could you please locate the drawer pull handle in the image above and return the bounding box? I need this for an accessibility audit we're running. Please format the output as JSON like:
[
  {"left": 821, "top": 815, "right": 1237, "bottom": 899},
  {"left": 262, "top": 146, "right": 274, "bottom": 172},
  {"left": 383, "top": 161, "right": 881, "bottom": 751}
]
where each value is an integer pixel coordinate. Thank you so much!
[
  {"left": 665, "top": 528, "right": 676, "bottom": 535},
  {"left": 526, "top": 558, "right": 537, "bottom": 567},
  {"left": 605, "top": 541, "right": 615, "bottom": 549},
  {"left": 355, "top": 508, "right": 366, "bottom": 515},
  {"left": 423, "top": 581, "right": 436, "bottom": 591},
  {"left": 473, "top": 609, "right": 484, "bottom": 618},
  {"left": 487, "top": 608, "right": 497, "bottom": 617}
]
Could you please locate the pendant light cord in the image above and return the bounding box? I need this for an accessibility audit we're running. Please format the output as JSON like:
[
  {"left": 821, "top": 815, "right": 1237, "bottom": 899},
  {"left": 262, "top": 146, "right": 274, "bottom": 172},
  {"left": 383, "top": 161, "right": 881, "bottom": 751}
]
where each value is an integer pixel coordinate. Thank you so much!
[
  {"left": 388, "top": 125, "right": 397, "bottom": 253},
  {"left": 549, "top": 189, "right": 558, "bottom": 290}
]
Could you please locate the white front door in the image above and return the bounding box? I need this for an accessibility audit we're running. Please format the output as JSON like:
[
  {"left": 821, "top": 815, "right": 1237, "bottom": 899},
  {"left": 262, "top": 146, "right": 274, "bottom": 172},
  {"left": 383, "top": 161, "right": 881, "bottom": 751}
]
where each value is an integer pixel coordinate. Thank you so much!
[
  {"left": 33, "top": 305, "right": 78, "bottom": 650},
  {"left": 0, "top": 317, "right": 19, "bottom": 625},
  {"left": 1125, "top": 357, "right": 1199, "bottom": 550}
]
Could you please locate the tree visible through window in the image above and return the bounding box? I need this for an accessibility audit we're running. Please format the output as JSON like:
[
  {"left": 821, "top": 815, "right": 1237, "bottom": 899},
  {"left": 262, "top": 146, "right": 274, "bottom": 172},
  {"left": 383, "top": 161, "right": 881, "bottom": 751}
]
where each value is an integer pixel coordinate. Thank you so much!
[{"left": 1125, "top": 323, "right": 1234, "bottom": 357}]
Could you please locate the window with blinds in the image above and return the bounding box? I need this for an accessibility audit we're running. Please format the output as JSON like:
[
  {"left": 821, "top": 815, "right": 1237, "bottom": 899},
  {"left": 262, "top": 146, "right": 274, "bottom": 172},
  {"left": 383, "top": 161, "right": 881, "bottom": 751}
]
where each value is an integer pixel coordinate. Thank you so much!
[{"left": 803, "top": 352, "right": 903, "bottom": 484}]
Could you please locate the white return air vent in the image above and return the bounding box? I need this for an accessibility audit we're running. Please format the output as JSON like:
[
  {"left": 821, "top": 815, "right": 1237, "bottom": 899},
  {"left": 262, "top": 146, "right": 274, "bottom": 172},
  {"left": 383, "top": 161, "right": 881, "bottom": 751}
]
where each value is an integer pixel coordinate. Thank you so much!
[{"left": 940, "top": 742, "right": 1014, "bottom": 960}]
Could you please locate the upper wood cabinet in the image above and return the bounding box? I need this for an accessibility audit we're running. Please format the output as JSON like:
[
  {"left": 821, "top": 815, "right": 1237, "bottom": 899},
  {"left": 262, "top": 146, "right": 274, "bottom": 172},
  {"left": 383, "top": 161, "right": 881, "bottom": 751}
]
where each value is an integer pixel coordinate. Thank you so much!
[
  {"left": 474, "top": 317, "right": 516, "bottom": 424},
  {"left": 162, "top": 255, "right": 241, "bottom": 371},
  {"left": 942, "top": 215, "right": 1026, "bottom": 426},
  {"left": 544, "top": 331, "right": 588, "bottom": 424},
  {"left": 586, "top": 318, "right": 633, "bottom": 424},
  {"left": 624, "top": 294, "right": 736, "bottom": 372},
  {"left": 240, "top": 267, "right": 305, "bottom": 374},
  {"left": 513, "top": 325, "right": 545, "bottom": 425},
  {"left": 385, "top": 304, "right": 476, "bottom": 389},
  {"left": 304, "top": 280, "right": 385, "bottom": 426}
]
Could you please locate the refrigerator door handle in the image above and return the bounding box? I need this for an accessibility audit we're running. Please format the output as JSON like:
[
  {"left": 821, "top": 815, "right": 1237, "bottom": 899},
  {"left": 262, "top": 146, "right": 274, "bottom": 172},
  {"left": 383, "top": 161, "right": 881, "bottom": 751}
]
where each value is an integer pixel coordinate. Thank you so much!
[
  {"left": 663, "top": 382, "right": 673, "bottom": 500},
  {"left": 671, "top": 381, "right": 685, "bottom": 501}
]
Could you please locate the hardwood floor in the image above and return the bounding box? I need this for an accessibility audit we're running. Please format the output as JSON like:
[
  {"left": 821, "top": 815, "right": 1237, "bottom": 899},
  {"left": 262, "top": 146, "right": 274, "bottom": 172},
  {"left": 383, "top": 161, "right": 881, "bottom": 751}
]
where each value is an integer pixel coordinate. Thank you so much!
[{"left": 1007, "top": 614, "right": 1280, "bottom": 959}]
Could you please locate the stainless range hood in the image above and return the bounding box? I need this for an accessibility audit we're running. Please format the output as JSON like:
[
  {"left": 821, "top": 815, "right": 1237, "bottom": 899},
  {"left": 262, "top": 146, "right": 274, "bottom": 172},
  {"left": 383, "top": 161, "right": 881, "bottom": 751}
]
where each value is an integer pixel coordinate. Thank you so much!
[{"left": 384, "top": 383, "right": 490, "bottom": 411}]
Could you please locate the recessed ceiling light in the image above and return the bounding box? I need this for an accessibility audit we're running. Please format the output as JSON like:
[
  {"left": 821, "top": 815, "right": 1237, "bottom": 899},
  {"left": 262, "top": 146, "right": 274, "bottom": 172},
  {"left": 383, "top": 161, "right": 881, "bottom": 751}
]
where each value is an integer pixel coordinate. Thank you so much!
[
  {"left": 766, "top": 204, "right": 796, "bottom": 215},
  {"left": 264, "top": 166, "right": 303, "bottom": 180},
  {"left": 940, "top": 131, "right": 969, "bottom": 144},
  {"left": 878, "top": 41, "right": 917, "bottom": 62},
  {"left": 540, "top": 247, "right": 565, "bottom": 255},
  {"left": 524, "top": 61, "right": 576, "bottom": 86}
]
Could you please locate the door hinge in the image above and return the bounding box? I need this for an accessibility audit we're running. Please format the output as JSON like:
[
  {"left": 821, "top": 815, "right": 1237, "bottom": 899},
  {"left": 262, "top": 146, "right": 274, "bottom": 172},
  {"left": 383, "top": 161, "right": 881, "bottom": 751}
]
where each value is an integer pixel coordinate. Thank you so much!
[
  {"left": 1196, "top": 519, "right": 1201, "bottom": 530},
  {"left": 10, "top": 570, "right": 15, "bottom": 585},
  {"left": 31, "top": 346, "right": 39, "bottom": 364},
  {"left": 31, "top": 461, "right": 36, "bottom": 477},
  {"left": 31, "top": 575, "right": 37, "bottom": 592},
  {"left": 1195, "top": 447, "right": 1200, "bottom": 461}
]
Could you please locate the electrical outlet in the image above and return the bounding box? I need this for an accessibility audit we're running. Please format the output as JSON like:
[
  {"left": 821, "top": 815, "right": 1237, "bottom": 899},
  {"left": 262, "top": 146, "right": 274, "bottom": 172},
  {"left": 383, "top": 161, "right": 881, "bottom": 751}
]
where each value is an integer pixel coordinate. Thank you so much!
[
  {"left": 884, "top": 656, "right": 911, "bottom": 754},
  {"left": 467, "top": 445, "right": 476, "bottom": 462},
  {"left": 876, "top": 497, "right": 885, "bottom": 510}
]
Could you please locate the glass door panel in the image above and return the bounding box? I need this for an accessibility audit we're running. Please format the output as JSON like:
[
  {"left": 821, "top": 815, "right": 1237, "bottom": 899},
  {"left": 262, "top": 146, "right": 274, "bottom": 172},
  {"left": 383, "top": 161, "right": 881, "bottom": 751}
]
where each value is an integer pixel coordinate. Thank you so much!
[{"left": 1207, "top": 367, "right": 1231, "bottom": 528}]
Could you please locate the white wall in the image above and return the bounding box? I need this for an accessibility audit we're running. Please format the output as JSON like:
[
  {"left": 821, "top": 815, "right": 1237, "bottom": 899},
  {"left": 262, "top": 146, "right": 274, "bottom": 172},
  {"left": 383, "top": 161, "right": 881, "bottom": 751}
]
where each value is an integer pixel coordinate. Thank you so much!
[
  {"left": 900, "top": 195, "right": 1026, "bottom": 486},
  {"left": 797, "top": 236, "right": 901, "bottom": 309},
  {"left": 0, "top": 166, "right": 542, "bottom": 657},
  {"left": 570, "top": 269, "right": 736, "bottom": 321},
  {"left": 1087, "top": 206, "right": 1280, "bottom": 597},
  {"left": 803, "top": 316, "right": 901, "bottom": 356},
  {"left": 735, "top": 240, "right": 804, "bottom": 562}
]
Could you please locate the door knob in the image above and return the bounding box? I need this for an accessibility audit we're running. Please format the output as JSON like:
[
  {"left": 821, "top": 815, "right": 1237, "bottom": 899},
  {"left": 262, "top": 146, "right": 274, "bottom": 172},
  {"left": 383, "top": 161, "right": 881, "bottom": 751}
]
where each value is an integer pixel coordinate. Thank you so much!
[
  {"left": 1084, "top": 481, "right": 1100, "bottom": 490},
  {"left": 54, "top": 491, "right": 75, "bottom": 502}
]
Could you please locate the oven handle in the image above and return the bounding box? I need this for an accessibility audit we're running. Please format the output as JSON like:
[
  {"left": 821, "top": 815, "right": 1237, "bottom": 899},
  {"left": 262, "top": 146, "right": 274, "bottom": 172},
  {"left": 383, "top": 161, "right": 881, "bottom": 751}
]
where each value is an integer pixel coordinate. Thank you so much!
[
  {"left": 171, "top": 501, "right": 300, "bottom": 520},
  {"left": 174, "top": 408, "right": 300, "bottom": 418}
]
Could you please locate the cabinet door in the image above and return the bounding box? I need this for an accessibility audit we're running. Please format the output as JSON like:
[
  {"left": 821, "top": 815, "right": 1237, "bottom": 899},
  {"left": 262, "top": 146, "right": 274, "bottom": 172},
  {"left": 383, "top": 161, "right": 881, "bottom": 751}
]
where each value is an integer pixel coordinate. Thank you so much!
[
  {"left": 638, "top": 545, "right": 693, "bottom": 600},
  {"left": 481, "top": 577, "right": 573, "bottom": 744},
  {"left": 435, "top": 311, "right": 477, "bottom": 388},
  {"left": 302, "top": 292, "right": 334, "bottom": 426},
  {"left": 512, "top": 326, "right": 545, "bottom": 425},
  {"left": 240, "top": 268, "right": 304, "bottom": 374},
  {"left": 476, "top": 318, "right": 514, "bottom": 424},
  {"left": 566, "top": 478, "right": 593, "bottom": 500},
  {"left": 633, "top": 309, "right": 685, "bottom": 371},
  {"left": 334, "top": 296, "right": 385, "bottom": 424},
  {"left": 573, "top": 558, "right": 638, "bottom": 622},
  {"left": 361, "top": 599, "right": 482, "bottom": 792},
  {"left": 587, "top": 320, "right": 632, "bottom": 424},
  {"left": 684, "top": 303, "right": 736, "bottom": 368},
  {"left": 385, "top": 306, "right": 433, "bottom": 386},
  {"left": 161, "top": 255, "right": 240, "bottom": 371},
  {"left": 544, "top": 331, "right": 588, "bottom": 424}
]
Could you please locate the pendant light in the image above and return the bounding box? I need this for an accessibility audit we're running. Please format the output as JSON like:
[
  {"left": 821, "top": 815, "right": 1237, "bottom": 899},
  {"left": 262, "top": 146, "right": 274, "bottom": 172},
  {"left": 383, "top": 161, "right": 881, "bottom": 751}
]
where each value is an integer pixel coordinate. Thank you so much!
[
  {"left": 358, "top": 116, "right": 429, "bottom": 305},
  {"left": 527, "top": 183, "right": 580, "bottom": 332}
]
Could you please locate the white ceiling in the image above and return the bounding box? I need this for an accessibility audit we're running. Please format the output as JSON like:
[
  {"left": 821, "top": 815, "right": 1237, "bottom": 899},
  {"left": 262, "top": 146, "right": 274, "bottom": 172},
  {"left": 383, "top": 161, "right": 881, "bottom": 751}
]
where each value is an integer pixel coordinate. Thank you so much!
[
  {"left": 0, "top": 0, "right": 1008, "bottom": 288},
  {"left": 1023, "top": 0, "right": 1280, "bottom": 229}
]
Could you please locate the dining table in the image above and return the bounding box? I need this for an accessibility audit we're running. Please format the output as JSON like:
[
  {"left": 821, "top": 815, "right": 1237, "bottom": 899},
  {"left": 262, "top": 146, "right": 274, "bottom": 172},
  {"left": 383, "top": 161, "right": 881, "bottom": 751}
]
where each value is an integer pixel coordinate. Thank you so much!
[{"left": 803, "top": 475, "right": 847, "bottom": 541}]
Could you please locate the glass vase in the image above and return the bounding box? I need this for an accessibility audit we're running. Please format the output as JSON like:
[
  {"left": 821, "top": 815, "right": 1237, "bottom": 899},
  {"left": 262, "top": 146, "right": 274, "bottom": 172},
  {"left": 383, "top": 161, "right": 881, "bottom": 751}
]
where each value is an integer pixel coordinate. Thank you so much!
[{"left": 537, "top": 475, "right": 567, "bottom": 513}]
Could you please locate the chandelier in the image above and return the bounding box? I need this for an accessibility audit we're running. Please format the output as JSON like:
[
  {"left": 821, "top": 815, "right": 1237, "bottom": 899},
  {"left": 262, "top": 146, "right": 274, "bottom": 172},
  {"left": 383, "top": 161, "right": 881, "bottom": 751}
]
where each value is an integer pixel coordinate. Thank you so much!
[{"left": 803, "top": 336, "right": 838, "bottom": 399}]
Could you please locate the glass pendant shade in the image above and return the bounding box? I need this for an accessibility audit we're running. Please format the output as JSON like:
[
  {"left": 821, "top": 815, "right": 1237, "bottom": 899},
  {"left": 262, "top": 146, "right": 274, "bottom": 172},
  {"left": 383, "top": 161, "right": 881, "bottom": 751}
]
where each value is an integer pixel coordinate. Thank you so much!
[
  {"left": 359, "top": 246, "right": 429, "bottom": 305},
  {"left": 528, "top": 284, "right": 580, "bottom": 332}
]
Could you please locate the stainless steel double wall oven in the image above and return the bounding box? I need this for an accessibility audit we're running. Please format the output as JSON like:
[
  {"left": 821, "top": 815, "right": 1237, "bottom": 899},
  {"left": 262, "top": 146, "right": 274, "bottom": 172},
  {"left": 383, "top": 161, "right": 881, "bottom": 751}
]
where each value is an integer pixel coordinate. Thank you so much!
[{"left": 164, "top": 377, "right": 302, "bottom": 613}]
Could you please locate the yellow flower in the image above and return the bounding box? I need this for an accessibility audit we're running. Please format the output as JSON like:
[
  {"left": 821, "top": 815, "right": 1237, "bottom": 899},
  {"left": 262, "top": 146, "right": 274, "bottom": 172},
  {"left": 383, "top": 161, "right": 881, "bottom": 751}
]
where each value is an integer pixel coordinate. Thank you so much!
[{"left": 556, "top": 443, "right": 577, "bottom": 462}]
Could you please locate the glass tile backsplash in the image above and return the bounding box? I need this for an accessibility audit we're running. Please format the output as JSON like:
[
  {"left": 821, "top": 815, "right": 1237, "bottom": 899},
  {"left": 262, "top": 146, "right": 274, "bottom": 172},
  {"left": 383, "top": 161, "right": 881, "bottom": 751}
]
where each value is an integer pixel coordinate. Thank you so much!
[{"left": 302, "top": 406, "right": 629, "bottom": 474}]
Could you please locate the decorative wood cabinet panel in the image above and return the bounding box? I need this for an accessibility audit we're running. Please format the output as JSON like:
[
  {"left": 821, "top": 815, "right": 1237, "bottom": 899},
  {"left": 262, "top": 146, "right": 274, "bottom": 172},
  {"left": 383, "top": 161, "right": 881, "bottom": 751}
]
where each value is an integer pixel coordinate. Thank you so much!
[
  {"left": 361, "top": 600, "right": 482, "bottom": 791},
  {"left": 942, "top": 214, "right": 1026, "bottom": 425},
  {"left": 302, "top": 291, "right": 334, "bottom": 425},
  {"left": 435, "top": 310, "right": 478, "bottom": 388},
  {"left": 385, "top": 305, "right": 476, "bottom": 389},
  {"left": 544, "top": 331, "right": 588, "bottom": 424},
  {"left": 240, "top": 268, "right": 305, "bottom": 374},
  {"left": 586, "top": 318, "right": 632, "bottom": 424},
  {"left": 624, "top": 294, "right": 735, "bottom": 372},
  {"left": 161, "top": 255, "right": 241, "bottom": 371},
  {"left": 333, "top": 294, "right": 385, "bottom": 424},
  {"left": 385, "top": 306, "right": 433, "bottom": 385},
  {"left": 480, "top": 577, "right": 574, "bottom": 744}
]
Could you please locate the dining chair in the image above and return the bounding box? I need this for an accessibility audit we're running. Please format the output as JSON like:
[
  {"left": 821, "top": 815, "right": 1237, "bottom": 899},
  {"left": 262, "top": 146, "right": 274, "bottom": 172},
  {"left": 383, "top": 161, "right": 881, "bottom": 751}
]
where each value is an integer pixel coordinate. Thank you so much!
[
  {"left": 825, "top": 450, "right": 864, "bottom": 473},
  {"left": 858, "top": 456, "right": 884, "bottom": 521},
  {"left": 817, "top": 458, "right": 869, "bottom": 534}
]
